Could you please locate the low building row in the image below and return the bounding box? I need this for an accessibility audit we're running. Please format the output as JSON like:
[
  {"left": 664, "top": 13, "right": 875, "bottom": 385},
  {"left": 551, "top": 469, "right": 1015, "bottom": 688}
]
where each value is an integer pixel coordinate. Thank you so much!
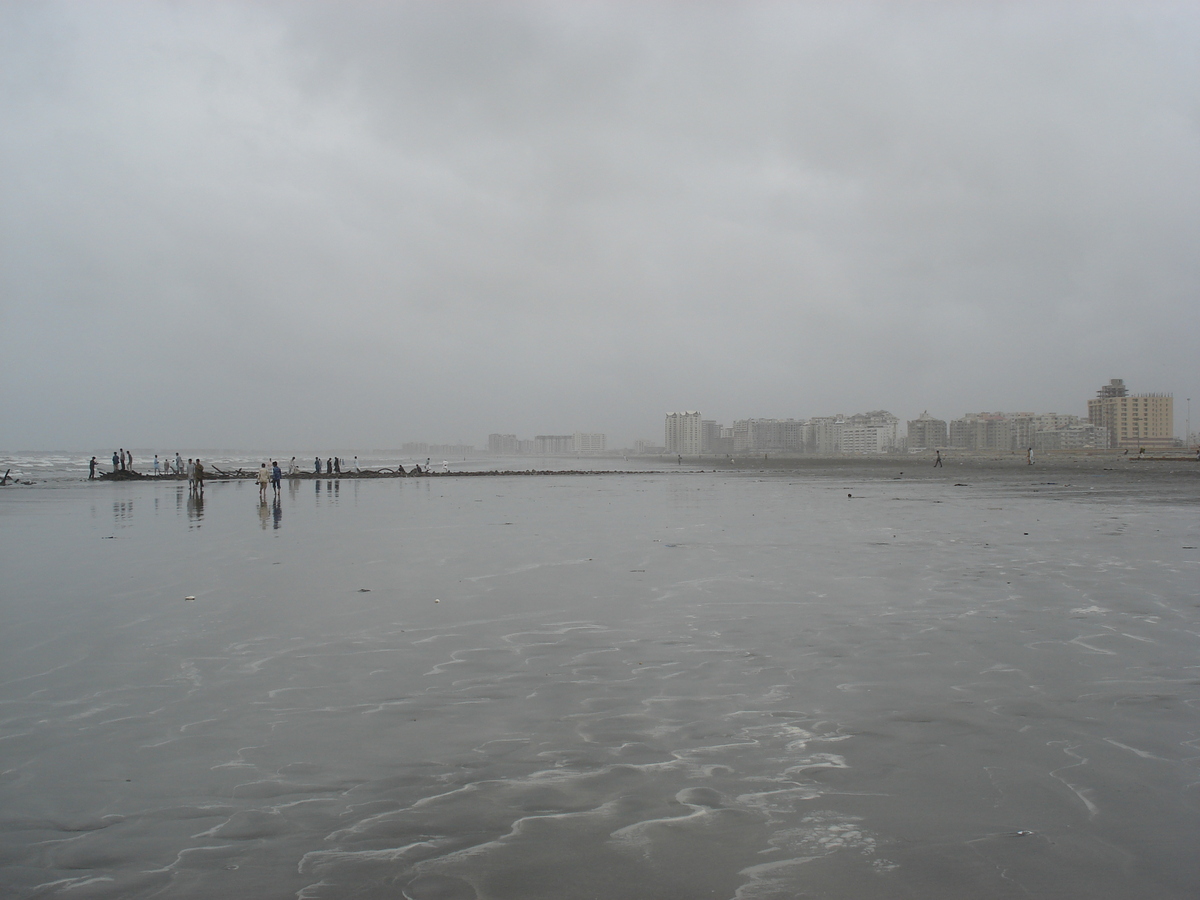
[
  {"left": 663, "top": 411, "right": 901, "bottom": 454},
  {"left": 663, "top": 380, "right": 1173, "bottom": 456},
  {"left": 486, "top": 432, "right": 607, "bottom": 454},
  {"left": 908, "top": 380, "right": 1173, "bottom": 452},
  {"left": 907, "top": 412, "right": 1110, "bottom": 452}
]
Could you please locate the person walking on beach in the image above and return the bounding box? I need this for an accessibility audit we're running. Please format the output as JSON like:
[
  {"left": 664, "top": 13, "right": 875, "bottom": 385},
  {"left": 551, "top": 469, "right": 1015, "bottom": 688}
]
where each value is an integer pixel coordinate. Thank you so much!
[
  {"left": 288, "top": 457, "right": 297, "bottom": 475},
  {"left": 187, "top": 459, "right": 195, "bottom": 491},
  {"left": 89, "top": 457, "right": 97, "bottom": 479},
  {"left": 175, "top": 452, "right": 183, "bottom": 475},
  {"left": 1027, "top": 447, "right": 1034, "bottom": 465},
  {"left": 271, "top": 461, "right": 282, "bottom": 497},
  {"left": 193, "top": 459, "right": 205, "bottom": 493},
  {"left": 153, "top": 455, "right": 160, "bottom": 476},
  {"left": 934, "top": 449, "right": 943, "bottom": 467},
  {"left": 256, "top": 462, "right": 270, "bottom": 500}
]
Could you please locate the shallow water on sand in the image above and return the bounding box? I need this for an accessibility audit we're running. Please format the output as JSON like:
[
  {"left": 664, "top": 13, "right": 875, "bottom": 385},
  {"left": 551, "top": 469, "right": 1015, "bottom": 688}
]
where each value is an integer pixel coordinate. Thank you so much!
[{"left": 2, "top": 470, "right": 1199, "bottom": 899}]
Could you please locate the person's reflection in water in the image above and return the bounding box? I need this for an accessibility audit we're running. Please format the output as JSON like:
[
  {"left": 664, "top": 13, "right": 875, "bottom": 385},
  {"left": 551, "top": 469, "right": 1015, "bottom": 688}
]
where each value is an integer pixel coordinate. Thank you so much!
[
  {"left": 333, "top": 480, "right": 339, "bottom": 500},
  {"left": 112, "top": 500, "right": 133, "bottom": 523},
  {"left": 288, "top": 477, "right": 299, "bottom": 501},
  {"left": 272, "top": 497, "right": 282, "bottom": 530},
  {"left": 186, "top": 490, "right": 204, "bottom": 527},
  {"left": 258, "top": 499, "right": 269, "bottom": 530},
  {"left": 315, "top": 479, "right": 322, "bottom": 503}
]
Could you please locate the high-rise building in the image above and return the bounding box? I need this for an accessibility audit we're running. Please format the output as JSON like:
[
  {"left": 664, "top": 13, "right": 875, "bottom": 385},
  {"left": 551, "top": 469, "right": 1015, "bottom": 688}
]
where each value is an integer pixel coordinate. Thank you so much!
[
  {"left": 665, "top": 412, "right": 702, "bottom": 455},
  {"left": 731, "top": 418, "right": 806, "bottom": 451},
  {"left": 907, "top": 412, "right": 948, "bottom": 449},
  {"left": 573, "top": 432, "right": 606, "bottom": 452},
  {"left": 949, "top": 413, "right": 1013, "bottom": 451},
  {"left": 810, "top": 416, "right": 844, "bottom": 455},
  {"left": 535, "top": 435, "right": 574, "bottom": 454},
  {"left": 488, "top": 434, "right": 519, "bottom": 454},
  {"left": 841, "top": 411, "right": 899, "bottom": 453},
  {"left": 1087, "top": 379, "right": 1174, "bottom": 450}
]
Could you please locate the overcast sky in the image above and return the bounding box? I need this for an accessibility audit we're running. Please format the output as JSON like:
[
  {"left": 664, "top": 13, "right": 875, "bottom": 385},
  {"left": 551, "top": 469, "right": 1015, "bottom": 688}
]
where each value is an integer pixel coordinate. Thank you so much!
[{"left": 2, "top": 1, "right": 1198, "bottom": 451}]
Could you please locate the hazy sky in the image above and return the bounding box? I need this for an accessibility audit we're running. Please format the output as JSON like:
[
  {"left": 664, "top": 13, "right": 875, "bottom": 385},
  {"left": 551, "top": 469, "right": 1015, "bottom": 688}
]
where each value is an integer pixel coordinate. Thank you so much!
[{"left": 3, "top": 1, "right": 1198, "bottom": 450}]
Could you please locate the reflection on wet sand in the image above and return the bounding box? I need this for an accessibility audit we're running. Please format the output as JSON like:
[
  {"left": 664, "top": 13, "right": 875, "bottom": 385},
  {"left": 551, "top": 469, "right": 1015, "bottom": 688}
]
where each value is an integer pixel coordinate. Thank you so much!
[
  {"left": 257, "top": 497, "right": 283, "bottom": 530},
  {"left": 186, "top": 489, "right": 204, "bottom": 525},
  {"left": 112, "top": 499, "right": 134, "bottom": 524}
]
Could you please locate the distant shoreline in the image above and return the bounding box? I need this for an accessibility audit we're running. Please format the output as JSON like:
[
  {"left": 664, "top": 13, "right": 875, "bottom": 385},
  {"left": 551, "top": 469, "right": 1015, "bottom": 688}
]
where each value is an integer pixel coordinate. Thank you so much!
[
  {"left": 86, "top": 451, "right": 1198, "bottom": 482},
  {"left": 95, "top": 467, "right": 659, "bottom": 482}
]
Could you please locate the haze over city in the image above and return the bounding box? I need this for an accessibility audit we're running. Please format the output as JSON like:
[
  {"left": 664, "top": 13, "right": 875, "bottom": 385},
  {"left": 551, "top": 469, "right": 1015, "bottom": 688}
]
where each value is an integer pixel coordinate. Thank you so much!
[{"left": 2, "top": 2, "right": 1198, "bottom": 450}]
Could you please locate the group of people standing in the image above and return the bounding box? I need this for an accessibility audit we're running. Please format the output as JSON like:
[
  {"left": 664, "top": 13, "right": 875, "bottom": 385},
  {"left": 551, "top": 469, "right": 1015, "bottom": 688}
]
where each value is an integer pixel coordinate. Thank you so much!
[
  {"left": 87, "top": 451, "right": 206, "bottom": 489},
  {"left": 314, "top": 456, "right": 358, "bottom": 474},
  {"left": 87, "top": 452, "right": 369, "bottom": 484},
  {"left": 256, "top": 461, "right": 283, "bottom": 499},
  {"left": 151, "top": 453, "right": 189, "bottom": 477},
  {"left": 108, "top": 448, "right": 134, "bottom": 474}
]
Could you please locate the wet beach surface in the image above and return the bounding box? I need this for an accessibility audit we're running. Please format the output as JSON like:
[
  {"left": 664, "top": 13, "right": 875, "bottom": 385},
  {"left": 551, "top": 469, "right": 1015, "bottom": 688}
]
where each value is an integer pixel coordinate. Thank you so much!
[{"left": 2, "top": 463, "right": 1198, "bottom": 898}]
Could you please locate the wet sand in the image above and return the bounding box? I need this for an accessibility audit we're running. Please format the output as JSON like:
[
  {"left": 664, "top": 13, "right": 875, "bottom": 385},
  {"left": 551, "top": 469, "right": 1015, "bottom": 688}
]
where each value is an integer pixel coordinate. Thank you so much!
[{"left": 1, "top": 462, "right": 1198, "bottom": 898}]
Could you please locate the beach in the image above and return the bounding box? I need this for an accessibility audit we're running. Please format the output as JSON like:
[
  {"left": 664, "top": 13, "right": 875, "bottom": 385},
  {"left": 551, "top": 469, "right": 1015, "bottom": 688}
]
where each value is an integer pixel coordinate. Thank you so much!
[{"left": 1, "top": 458, "right": 1198, "bottom": 898}]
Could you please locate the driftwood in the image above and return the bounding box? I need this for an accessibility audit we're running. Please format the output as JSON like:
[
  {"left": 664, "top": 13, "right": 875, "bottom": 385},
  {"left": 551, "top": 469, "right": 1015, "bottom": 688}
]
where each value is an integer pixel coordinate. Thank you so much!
[{"left": 98, "top": 469, "right": 146, "bottom": 481}]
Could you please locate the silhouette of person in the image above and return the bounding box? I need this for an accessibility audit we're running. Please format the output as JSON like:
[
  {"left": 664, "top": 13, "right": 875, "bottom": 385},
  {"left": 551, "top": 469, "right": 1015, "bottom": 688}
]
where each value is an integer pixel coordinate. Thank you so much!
[{"left": 934, "top": 450, "right": 943, "bottom": 467}]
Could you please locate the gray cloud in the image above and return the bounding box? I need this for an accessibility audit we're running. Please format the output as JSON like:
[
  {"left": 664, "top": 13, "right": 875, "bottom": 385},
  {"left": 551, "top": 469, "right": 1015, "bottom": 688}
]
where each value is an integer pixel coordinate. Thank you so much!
[{"left": 2, "top": 1, "right": 1198, "bottom": 449}]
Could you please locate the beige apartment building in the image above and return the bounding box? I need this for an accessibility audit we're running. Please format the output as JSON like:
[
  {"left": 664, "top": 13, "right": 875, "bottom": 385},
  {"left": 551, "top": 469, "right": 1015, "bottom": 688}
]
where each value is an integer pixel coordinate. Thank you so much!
[
  {"left": 665, "top": 411, "right": 703, "bottom": 456},
  {"left": 907, "top": 411, "right": 948, "bottom": 450},
  {"left": 1086, "top": 379, "right": 1174, "bottom": 450}
]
